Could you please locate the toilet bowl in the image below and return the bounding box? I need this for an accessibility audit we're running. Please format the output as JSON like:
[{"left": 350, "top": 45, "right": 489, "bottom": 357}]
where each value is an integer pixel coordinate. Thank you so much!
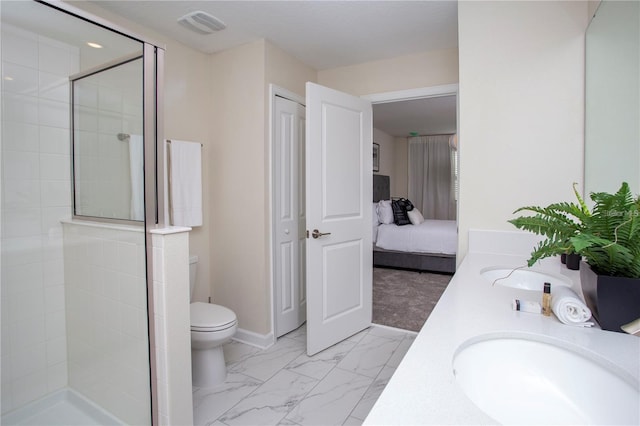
[
  {"left": 189, "top": 256, "right": 237, "bottom": 388},
  {"left": 190, "top": 302, "right": 237, "bottom": 387}
]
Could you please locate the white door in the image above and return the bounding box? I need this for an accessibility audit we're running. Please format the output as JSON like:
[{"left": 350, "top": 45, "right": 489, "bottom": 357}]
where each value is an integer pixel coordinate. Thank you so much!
[
  {"left": 305, "top": 82, "right": 373, "bottom": 356},
  {"left": 274, "top": 96, "right": 307, "bottom": 337}
]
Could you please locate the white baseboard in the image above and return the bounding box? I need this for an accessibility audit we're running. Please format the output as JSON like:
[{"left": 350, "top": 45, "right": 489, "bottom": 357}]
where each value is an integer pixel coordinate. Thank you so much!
[{"left": 233, "top": 328, "right": 275, "bottom": 349}]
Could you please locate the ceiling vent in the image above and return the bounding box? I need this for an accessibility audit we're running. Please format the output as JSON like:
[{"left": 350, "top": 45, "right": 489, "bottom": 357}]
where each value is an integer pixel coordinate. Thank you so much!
[{"left": 178, "top": 11, "right": 226, "bottom": 34}]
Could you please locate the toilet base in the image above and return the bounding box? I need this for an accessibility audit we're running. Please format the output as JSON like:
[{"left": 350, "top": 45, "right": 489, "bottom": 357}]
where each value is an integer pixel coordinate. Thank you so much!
[{"left": 191, "top": 345, "right": 227, "bottom": 388}]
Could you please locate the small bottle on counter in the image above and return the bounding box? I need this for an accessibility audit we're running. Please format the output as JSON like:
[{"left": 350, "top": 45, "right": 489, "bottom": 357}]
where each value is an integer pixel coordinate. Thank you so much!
[
  {"left": 542, "top": 282, "right": 552, "bottom": 316},
  {"left": 512, "top": 299, "right": 542, "bottom": 314}
]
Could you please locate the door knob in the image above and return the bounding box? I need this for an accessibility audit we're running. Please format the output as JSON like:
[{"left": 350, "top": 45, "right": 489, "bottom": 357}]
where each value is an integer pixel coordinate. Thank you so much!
[{"left": 311, "top": 229, "right": 331, "bottom": 239}]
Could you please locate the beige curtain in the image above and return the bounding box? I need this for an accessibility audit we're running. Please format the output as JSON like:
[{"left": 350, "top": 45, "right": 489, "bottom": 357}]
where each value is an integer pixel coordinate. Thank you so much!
[{"left": 408, "top": 135, "right": 456, "bottom": 220}]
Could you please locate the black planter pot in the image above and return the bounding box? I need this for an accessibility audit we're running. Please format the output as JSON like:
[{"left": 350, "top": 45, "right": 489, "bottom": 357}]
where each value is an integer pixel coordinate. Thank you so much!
[
  {"left": 566, "top": 253, "right": 581, "bottom": 270},
  {"left": 560, "top": 253, "right": 567, "bottom": 264},
  {"left": 580, "top": 262, "right": 640, "bottom": 332}
]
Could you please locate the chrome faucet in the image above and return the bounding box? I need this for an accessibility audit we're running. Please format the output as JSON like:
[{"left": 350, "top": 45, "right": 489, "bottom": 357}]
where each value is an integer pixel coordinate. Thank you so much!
[{"left": 621, "top": 317, "right": 640, "bottom": 336}]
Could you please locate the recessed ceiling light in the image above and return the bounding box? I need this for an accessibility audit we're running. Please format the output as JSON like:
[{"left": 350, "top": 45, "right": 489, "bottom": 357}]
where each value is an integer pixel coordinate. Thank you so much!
[
  {"left": 87, "top": 42, "right": 103, "bottom": 49},
  {"left": 178, "top": 11, "right": 226, "bottom": 34},
  {"left": 4, "top": 76, "right": 14, "bottom": 81}
]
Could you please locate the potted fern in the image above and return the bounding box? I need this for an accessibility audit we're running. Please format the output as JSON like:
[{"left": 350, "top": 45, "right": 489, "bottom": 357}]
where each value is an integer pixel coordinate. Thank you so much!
[{"left": 509, "top": 182, "right": 640, "bottom": 332}]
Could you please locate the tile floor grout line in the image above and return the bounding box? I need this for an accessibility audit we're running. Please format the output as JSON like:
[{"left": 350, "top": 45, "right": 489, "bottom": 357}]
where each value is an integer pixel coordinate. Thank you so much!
[
  {"left": 196, "top": 325, "right": 414, "bottom": 426},
  {"left": 266, "top": 328, "right": 372, "bottom": 425},
  {"left": 286, "top": 328, "right": 395, "bottom": 425},
  {"left": 343, "top": 333, "right": 413, "bottom": 423},
  {"left": 214, "top": 342, "right": 332, "bottom": 425}
]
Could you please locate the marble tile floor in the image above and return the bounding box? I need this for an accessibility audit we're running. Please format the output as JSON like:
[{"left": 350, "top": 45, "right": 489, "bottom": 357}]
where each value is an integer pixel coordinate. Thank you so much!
[{"left": 193, "top": 324, "right": 416, "bottom": 426}]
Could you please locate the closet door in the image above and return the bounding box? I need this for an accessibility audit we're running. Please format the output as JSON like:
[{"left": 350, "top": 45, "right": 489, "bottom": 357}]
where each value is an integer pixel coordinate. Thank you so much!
[{"left": 274, "top": 96, "right": 306, "bottom": 337}]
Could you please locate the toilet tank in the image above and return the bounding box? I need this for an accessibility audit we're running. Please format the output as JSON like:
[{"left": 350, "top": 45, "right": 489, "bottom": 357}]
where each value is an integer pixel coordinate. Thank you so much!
[{"left": 189, "top": 255, "right": 198, "bottom": 299}]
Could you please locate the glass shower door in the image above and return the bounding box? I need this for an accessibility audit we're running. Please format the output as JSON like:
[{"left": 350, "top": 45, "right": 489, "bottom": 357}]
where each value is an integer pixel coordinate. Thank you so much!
[{"left": 1, "top": 1, "right": 156, "bottom": 424}]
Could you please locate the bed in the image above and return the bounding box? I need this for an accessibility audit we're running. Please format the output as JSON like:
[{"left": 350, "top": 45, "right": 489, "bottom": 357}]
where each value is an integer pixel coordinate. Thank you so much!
[{"left": 372, "top": 174, "right": 457, "bottom": 273}]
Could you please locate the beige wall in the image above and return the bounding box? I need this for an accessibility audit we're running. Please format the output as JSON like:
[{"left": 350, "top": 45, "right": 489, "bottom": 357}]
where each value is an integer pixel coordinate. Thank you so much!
[
  {"left": 265, "top": 42, "right": 317, "bottom": 97},
  {"left": 163, "top": 37, "right": 212, "bottom": 304},
  {"left": 318, "top": 48, "right": 459, "bottom": 96},
  {"left": 373, "top": 128, "right": 395, "bottom": 179},
  {"left": 209, "top": 40, "right": 317, "bottom": 336},
  {"left": 457, "top": 1, "right": 589, "bottom": 262},
  {"left": 209, "top": 40, "right": 269, "bottom": 334}
]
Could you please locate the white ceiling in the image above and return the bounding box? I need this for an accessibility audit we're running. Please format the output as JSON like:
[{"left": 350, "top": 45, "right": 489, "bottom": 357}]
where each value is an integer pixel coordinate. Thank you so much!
[{"left": 90, "top": 1, "right": 458, "bottom": 71}]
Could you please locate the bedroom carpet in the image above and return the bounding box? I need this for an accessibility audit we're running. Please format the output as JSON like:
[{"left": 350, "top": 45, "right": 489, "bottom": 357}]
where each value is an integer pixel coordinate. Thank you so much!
[{"left": 373, "top": 267, "right": 452, "bottom": 332}]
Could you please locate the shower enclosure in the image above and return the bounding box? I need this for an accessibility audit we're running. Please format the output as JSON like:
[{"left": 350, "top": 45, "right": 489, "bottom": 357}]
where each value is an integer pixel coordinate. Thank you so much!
[{"left": 1, "top": 1, "right": 163, "bottom": 424}]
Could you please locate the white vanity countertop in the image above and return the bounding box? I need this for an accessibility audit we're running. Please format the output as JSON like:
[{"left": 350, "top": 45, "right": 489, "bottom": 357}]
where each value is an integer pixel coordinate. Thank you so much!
[{"left": 364, "top": 251, "right": 640, "bottom": 425}]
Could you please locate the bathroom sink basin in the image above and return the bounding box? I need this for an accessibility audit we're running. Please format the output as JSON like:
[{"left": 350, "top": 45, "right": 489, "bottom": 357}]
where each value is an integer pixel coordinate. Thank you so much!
[
  {"left": 481, "top": 266, "right": 572, "bottom": 291},
  {"left": 452, "top": 335, "right": 639, "bottom": 425}
]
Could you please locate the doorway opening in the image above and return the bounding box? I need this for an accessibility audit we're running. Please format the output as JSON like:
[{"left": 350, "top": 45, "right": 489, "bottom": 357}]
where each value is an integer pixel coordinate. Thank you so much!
[
  {"left": 269, "top": 84, "right": 459, "bottom": 347},
  {"left": 368, "top": 85, "right": 459, "bottom": 332}
]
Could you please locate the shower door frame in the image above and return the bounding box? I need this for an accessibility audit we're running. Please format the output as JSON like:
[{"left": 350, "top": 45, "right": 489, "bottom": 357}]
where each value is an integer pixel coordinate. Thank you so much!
[
  {"left": 69, "top": 51, "right": 145, "bottom": 225},
  {"left": 37, "top": 1, "right": 167, "bottom": 424}
]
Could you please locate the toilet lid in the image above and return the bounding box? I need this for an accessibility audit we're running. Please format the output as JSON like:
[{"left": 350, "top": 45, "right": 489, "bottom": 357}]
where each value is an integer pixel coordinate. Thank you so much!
[{"left": 190, "top": 302, "right": 237, "bottom": 331}]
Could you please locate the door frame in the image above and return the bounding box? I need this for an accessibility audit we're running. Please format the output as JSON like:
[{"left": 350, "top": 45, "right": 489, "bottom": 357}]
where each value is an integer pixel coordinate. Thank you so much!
[
  {"left": 363, "top": 83, "right": 458, "bottom": 104},
  {"left": 363, "top": 83, "right": 460, "bottom": 256},
  {"left": 267, "top": 83, "right": 460, "bottom": 347},
  {"left": 268, "top": 84, "right": 305, "bottom": 348}
]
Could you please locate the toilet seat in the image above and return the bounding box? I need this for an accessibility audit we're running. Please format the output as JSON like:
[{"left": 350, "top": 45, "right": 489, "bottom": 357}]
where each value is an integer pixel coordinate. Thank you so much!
[{"left": 190, "top": 302, "right": 237, "bottom": 332}]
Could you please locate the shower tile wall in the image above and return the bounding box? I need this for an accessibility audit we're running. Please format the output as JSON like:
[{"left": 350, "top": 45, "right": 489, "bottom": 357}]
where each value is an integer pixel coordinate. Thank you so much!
[
  {"left": 1, "top": 24, "right": 77, "bottom": 413},
  {"left": 150, "top": 228, "right": 194, "bottom": 426},
  {"left": 62, "top": 221, "right": 151, "bottom": 425}
]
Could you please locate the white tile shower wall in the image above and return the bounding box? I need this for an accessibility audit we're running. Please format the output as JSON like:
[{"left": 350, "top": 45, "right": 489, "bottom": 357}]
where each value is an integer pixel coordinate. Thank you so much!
[
  {"left": 1, "top": 24, "right": 77, "bottom": 414},
  {"left": 62, "top": 221, "right": 151, "bottom": 425},
  {"left": 150, "top": 227, "right": 194, "bottom": 426}
]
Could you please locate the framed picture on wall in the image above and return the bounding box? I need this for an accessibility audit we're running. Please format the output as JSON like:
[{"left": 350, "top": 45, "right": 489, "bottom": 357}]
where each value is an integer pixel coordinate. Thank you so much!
[{"left": 373, "top": 143, "right": 380, "bottom": 172}]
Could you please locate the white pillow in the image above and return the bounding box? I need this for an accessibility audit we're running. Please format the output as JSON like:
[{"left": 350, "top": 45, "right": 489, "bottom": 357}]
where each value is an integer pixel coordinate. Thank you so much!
[
  {"left": 372, "top": 203, "right": 380, "bottom": 226},
  {"left": 377, "top": 200, "right": 394, "bottom": 224},
  {"left": 407, "top": 208, "right": 425, "bottom": 225}
]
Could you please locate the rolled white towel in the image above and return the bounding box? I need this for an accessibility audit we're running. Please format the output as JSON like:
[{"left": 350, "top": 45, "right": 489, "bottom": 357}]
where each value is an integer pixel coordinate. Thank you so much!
[{"left": 551, "top": 286, "right": 594, "bottom": 327}]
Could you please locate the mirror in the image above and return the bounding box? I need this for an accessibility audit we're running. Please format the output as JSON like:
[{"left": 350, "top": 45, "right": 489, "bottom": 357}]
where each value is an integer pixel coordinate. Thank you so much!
[{"left": 584, "top": 0, "right": 640, "bottom": 196}]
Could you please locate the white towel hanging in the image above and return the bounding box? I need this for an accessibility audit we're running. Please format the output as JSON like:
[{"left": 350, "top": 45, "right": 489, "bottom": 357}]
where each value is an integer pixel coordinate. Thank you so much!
[{"left": 168, "top": 139, "right": 203, "bottom": 227}]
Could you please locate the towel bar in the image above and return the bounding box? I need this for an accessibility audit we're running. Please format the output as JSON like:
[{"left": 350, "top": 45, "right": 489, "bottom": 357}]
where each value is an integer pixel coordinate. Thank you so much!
[
  {"left": 117, "top": 134, "right": 203, "bottom": 147},
  {"left": 166, "top": 139, "right": 203, "bottom": 147}
]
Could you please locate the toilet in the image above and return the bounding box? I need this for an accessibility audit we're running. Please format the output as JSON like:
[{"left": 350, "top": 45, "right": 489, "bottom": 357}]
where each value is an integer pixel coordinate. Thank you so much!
[{"left": 189, "top": 256, "right": 237, "bottom": 388}]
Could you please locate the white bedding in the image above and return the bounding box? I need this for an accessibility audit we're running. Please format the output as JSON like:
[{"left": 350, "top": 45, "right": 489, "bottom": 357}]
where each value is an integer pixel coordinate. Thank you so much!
[{"left": 375, "top": 219, "right": 457, "bottom": 255}]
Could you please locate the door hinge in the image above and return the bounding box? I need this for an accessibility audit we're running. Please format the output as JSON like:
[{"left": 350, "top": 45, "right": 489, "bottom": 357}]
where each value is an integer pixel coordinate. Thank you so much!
[{"left": 306, "top": 230, "right": 309, "bottom": 239}]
